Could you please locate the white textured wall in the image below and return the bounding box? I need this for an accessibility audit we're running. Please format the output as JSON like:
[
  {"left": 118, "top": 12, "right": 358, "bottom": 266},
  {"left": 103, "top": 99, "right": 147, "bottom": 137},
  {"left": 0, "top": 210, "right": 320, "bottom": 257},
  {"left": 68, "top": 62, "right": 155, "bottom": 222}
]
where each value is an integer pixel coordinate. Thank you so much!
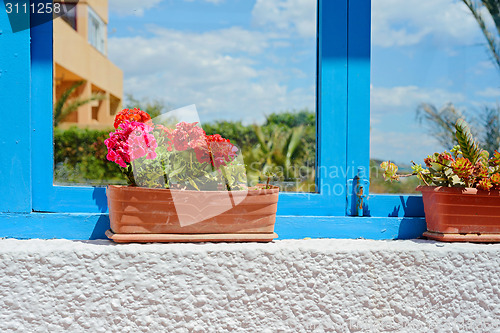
[{"left": 1, "top": 239, "right": 500, "bottom": 332}]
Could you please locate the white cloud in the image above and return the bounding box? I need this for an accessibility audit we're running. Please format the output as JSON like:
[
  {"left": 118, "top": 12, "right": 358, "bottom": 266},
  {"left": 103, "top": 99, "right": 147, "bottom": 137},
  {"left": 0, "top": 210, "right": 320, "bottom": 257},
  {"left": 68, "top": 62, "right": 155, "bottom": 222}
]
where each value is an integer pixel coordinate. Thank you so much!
[
  {"left": 109, "top": 0, "right": 226, "bottom": 16},
  {"left": 476, "top": 87, "right": 500, "bottom": 98},
  {"left": 372, "top": 0, "right": 488, "bottom": 48},
  {"left": 368, "top": 82, "right": 500, "bottom": 162},
  {"left": 370, "top": 84, "right": 467, "bottom": 162},
  {"left": 473, "top": 60, "right": 496, "bottom": 75},
  {"left": 184, "top": 0, "right": 225, "bottom": 3},
  {"left": 108, "top": 0, "right": 163, "bottom": 16},
  {"left": 371, "top": 85, "right": 465, "bottom": 110},
  {"left": 370, "top": 127, "right": 442, "bottom": 163},
  {"left": 106, "top": 1, "right": 316, "bottom": 124},
  {"left": 252, "top": 0, "right": 317, "bottom": 38},
  {"left": 108, "top": 26, "right": 315, "bottom": 124},
  {"left": 110, "top": 26, "right": 269, "bottom": 77}
]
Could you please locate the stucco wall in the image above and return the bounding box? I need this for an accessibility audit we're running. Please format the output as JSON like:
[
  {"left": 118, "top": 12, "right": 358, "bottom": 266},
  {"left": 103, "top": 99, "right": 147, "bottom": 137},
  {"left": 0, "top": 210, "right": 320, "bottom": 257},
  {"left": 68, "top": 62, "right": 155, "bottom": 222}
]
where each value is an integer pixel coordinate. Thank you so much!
[{"left": 1, "top": 239, "right": 500, "bottom": 332}]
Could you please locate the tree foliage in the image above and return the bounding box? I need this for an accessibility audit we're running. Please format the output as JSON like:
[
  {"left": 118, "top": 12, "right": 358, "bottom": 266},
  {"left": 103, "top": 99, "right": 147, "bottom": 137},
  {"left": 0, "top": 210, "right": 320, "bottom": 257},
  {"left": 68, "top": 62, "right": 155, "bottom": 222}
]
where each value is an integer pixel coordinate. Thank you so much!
[
  {"left": 416, "top": 103, "right": 464, "bottom": 150},
  {"left": 203, "top": 121, "right": 257, "bottom": 150},
  {"left": 481, "top": 105, "right": 500, "bottom": 154},
  {"left": 54, "top": 127, "right": 126, "bottom": 185},
  {"left": 264, "top": 109, "right": 315, "bottom": 128},
  {"left": 201, "top": 110, "right": 316, "bottom": 191},
  {"left": 124, "top": 93, "right": 170, "bottom": 119}
]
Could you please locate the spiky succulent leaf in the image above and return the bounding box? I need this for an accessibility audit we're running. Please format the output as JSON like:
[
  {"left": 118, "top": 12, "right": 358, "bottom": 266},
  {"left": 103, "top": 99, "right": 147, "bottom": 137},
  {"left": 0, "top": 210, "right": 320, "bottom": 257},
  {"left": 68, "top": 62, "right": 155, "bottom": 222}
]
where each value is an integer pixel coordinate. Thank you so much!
[
  {"left": 451, "top": 157, "right": 474, "bottom": 181},
  {"left": 490, "top": 150, "right": 500, "bottom": 167},
  {"left": 491, "top": 173, "right": 500, "bottom": 189},
  {"left": 411, "top": 164, "right": 425, "bottom": 173},
  {"left": 380, "top": 161, "right": 399, "bottom": 181},
  {"left": 473, "top": 162, "right": 488, "bottom": 179},
  {"left": 450, "top": 145, "right": 462, "bottom": 159},
  {"left": 478, "top": 150, "right": 490, "bottom": 167},
  {"left": 477, "top": 178, "right": 493, "bottom": 191},
  {"left": 455, "top": 118, "right": 484, "bottom": 165}
]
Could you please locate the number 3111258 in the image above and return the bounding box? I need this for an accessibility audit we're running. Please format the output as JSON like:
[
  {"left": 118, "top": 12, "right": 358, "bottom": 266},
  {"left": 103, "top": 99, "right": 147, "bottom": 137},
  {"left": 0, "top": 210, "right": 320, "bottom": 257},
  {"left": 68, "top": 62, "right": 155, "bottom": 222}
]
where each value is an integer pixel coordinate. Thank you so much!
[{"left": 5, "top": 2, "right": 61, "bottom": 14}]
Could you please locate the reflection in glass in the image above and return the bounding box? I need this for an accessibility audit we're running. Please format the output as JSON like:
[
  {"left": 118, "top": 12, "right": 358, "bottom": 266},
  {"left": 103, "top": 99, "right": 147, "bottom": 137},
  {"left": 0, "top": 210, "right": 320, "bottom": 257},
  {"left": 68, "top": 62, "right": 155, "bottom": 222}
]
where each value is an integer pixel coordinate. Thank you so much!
[
  {"left": 370, "top": 0, "right": 500, "bottom": 193},
  {"left": 53, "top": 0, "right": 317, "bottom": 192}
]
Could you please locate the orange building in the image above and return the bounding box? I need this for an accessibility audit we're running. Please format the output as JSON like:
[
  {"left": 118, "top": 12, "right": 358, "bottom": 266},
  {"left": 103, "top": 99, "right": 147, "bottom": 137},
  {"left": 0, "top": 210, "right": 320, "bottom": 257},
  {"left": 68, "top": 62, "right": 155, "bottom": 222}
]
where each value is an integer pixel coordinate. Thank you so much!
[{"left": 53, "top": 0, "right": 123, "bottom": 129}]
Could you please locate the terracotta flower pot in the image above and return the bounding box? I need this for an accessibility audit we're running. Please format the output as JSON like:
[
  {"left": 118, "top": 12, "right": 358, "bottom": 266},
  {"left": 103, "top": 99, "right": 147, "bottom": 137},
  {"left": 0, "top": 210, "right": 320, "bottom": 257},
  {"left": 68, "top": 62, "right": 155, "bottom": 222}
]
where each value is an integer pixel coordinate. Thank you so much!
[
  {"left": 105, "top": 184, "right": 279, "bottom": 243},
  {"left": 417, "top": 185, "right": 500, "bottom": 242}
]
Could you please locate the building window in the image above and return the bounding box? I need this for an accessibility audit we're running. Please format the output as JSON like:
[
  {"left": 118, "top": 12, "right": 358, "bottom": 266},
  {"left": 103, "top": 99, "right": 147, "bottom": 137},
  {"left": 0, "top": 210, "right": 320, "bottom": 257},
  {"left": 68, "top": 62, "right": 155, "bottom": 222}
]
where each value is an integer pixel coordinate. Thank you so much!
[{"left": 88, "top": 7, "right": 106, "bottom": 55}]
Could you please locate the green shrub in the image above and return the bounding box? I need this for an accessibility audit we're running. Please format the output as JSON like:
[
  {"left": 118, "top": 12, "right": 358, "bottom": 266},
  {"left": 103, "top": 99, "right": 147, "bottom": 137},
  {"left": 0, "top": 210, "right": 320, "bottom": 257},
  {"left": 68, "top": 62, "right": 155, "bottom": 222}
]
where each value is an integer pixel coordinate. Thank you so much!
[{"left": 54, "top": 127, "right": 126, "bottom": 185}]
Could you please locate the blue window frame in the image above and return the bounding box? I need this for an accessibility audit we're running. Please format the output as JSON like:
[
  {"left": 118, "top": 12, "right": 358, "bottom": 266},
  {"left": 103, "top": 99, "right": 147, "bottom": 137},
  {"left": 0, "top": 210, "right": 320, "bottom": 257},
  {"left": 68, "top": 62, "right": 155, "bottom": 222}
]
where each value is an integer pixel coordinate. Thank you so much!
[{"left": 0, "top": 0, "right": 427, "bottom": 240}]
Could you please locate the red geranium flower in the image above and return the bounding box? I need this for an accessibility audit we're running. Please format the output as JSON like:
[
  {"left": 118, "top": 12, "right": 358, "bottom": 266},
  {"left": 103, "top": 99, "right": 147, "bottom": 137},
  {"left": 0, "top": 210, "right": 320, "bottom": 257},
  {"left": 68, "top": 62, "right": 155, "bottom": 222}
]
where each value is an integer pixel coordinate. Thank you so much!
[
  {"left": 114, "top": 108, "right": 152, "bottom": 129},
  {"left": 194, "top": 134, "right": 238, "bottom": 168},
  {"left": 155, "top": 124, "right": 175, "bottom": 151},
  {"left": 163, "top": 122, "right": 207, "bottom": 152}
]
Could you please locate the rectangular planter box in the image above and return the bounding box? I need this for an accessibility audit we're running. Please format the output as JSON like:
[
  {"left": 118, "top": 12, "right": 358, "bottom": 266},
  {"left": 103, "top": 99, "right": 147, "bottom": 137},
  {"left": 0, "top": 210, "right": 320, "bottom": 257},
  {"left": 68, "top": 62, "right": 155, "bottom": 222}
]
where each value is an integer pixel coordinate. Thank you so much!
[{"left": 106, "top": 185, "right": 279, "bottom": 243}]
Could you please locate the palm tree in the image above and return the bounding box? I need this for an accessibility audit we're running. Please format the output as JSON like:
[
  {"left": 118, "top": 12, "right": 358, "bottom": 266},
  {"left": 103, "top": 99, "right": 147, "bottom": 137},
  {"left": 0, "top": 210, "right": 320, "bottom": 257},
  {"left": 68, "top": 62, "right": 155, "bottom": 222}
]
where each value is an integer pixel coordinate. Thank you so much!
[
  {"left": 243, "top": 124, "right": 315, "bottom": 191},
  {"left": 462, "top": 0, "right": 500, "bottom": 71},
  {"left": 417, "top": 0, "right": 500, "bottom": 154},
  {"left": 480, "top": 105, "right": 500, "bottom": 153},
  {"left": 416, "top": 103, "right": 465, "bottom": 150},
  {"left": 53, "top": 80, "right": 106, "bottom": 127}
]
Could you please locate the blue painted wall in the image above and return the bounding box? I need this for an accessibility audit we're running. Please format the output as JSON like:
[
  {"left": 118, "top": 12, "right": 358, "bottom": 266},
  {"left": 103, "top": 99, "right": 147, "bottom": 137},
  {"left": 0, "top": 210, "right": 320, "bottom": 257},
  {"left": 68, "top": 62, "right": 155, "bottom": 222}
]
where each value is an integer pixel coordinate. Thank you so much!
[{"left": 0, "top": 1, "right": 31, "bottom": 213}]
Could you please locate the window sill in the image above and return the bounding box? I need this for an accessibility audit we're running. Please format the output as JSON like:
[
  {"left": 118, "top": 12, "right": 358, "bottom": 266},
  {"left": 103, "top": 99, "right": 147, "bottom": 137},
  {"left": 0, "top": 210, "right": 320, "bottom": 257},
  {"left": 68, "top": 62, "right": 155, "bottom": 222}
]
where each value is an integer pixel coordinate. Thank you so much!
[{"left": 0, "top": 212, "right": 426, "bottom": 240}]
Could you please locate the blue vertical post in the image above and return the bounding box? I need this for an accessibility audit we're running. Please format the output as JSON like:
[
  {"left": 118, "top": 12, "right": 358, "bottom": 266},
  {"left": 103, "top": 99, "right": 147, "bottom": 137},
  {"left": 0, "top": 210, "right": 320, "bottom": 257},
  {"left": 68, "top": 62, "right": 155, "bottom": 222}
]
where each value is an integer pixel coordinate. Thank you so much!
[
  {"left": 31, "top": 5, "right": 55, "bottom": 212},
  {"left": 346, "top": 0, "right": 371, "bottom": 191},
  {"left": 317, "top": 0, "right": 349, "bottom": 215},
  {"left": 0, "top": 1, "right": 32, "bottom": 213}
]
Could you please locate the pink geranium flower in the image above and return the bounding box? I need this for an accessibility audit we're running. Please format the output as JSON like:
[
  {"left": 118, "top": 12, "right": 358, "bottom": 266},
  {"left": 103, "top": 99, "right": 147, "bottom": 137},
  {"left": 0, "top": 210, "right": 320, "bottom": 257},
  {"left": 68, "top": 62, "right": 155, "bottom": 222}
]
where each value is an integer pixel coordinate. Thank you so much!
[{"left": 105, "top": 121, "right": 157, "bottom": 168}]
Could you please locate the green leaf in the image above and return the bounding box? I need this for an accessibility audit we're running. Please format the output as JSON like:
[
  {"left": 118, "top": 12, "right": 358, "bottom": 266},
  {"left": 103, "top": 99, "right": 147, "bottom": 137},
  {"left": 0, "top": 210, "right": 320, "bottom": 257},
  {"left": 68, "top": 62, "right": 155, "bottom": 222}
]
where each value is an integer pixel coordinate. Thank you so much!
[
  {"left": 188, "top": 178, "right": 200, "bottom": 191},
  {"left": 238, "top": 172, "right": 247, "bottom": 183},
  {"left": 285, "top": 125, "right": 305, "bottom": 170},
  {"left": 54, "top": 80, "right": 85, "bottom": 127},
  {"left": 455, "top": 118, "right": 483, "bottom": 165},
  {"left": 53, "top": 80, "right": 107, "bottom": 127},
  {"left": 253, "top": 125, "right": 269, "bottom": 154},
  {"left": 169, "top": 164, "right": 186, "bottom": 178},
  {"left": 479, "top": 149, "right": 490, "bottom": 166}
]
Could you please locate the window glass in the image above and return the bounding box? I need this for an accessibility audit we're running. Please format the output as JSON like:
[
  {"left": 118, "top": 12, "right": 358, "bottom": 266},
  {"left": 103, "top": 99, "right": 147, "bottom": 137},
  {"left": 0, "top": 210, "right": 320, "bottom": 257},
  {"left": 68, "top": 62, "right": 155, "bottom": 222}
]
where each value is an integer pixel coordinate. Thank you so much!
[
  {"left": 88, "top": 7, "right": 106, "bottom": 54},
  {"left": 53, "top": 0, "right": 317, "bottom": 192},
  {"left": 370, "top": 0, "right": 500, "bottom": 193}
]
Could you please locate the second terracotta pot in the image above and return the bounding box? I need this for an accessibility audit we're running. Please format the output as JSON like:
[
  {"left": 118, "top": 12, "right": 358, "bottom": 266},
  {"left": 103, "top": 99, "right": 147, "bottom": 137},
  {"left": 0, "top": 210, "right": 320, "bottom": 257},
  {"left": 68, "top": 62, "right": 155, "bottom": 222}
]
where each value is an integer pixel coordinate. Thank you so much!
[{"left": 417, "top": 185, "right": 500, "bottom": 242}]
